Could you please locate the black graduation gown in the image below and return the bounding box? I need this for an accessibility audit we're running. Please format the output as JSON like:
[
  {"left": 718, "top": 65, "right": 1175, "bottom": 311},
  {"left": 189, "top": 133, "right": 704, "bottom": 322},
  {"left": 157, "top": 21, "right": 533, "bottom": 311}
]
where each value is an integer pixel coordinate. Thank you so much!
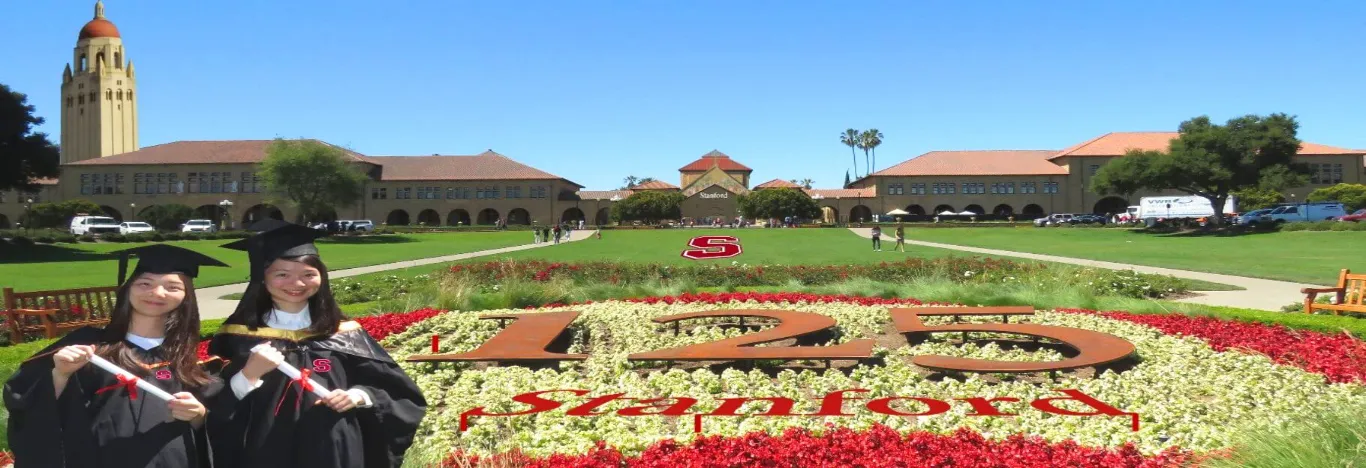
[
  {"left": 206, "top": 321, "right": 426, "bottom": 468},
  {"left": 3, "top": 327, "right": 223, "bottom": 468}
]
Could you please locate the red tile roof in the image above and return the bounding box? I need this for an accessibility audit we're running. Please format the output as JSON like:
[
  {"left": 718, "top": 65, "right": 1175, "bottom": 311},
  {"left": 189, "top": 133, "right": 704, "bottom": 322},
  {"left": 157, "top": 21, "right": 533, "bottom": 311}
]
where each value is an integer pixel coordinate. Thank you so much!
[
  {"left": 679, "top": 150, "right": 753, "bottom": 172},
  {"left": 628, "top": 180, "right": 680, "bottom": 190},
  {"left": 64, "top": 140, "right": 373, "bottom": 166},
  {"left": 577, "top": 190, "right": 631, "bottom": 200},
  {"left": 873, "top": 150, "right": 1067, "bottom": 176},
  {"left": 804, "top": 187, "right": 875, "bottom": 198},
  {"left": 754, "top": 179, "right": 803, "bottom": 189},
  {"left": 369, "top": 151, "right": 577, "bottom": 186},
  {"left": 1053, "top": 132, "right": 1363, "bottom": 159}
]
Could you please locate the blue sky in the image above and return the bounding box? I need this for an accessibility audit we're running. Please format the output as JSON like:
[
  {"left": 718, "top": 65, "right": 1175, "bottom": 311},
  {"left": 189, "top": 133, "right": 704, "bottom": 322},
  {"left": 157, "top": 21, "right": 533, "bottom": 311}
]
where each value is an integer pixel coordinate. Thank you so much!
[{"left": 5, "top": 1, "right": 1363, "bottom": 190}]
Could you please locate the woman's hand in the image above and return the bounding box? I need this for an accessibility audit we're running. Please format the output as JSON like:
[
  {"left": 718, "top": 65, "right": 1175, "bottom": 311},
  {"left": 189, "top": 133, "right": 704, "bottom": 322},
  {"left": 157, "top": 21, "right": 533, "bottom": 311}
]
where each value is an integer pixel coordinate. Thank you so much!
[
  {"left": 316, "top": 388, "right": 360, "bottom": 413},
  {"left": 241, "top": 344, "right": 284, "bottom": 381},
  {"left": 167, "top": 392, "right": 207, "bottom": 425},
  {"left": 52, "top": 345, "right": 95, "bottom": 377}
]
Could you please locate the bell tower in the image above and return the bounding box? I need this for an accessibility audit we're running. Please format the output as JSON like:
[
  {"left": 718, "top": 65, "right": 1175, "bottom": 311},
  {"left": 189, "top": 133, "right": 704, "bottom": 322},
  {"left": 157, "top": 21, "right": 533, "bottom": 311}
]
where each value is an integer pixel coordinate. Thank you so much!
[{"left": 61, "top": 0, "right": 138, "bottom": 164}]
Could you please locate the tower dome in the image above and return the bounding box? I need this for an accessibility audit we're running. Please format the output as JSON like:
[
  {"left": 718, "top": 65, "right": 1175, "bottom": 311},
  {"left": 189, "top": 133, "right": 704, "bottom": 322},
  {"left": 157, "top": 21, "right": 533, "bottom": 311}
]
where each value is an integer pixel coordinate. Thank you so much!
[{"left": 78, "top": 1, "right": 120, "bottom": 40}]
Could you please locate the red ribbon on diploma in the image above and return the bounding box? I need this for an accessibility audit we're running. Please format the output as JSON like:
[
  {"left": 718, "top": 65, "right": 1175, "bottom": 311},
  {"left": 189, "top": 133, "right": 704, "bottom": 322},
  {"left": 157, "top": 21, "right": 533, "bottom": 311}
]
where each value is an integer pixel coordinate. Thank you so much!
[
  {"left": 273, "top": 368, "right": 315, "bottom": 416},
  {"left": 95, "top": 374, "right": 140, "bottom": 400}
]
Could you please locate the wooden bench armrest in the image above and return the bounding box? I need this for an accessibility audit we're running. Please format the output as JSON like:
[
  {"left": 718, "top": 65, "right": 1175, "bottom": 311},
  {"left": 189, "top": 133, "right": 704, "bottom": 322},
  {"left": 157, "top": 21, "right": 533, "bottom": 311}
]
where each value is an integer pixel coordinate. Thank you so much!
[
  {"left": 11, "top": 308, "right": 60, "bottom": 317},
  {"left": 1301, "top": 287, "right": 1343, "bottom": 294}
]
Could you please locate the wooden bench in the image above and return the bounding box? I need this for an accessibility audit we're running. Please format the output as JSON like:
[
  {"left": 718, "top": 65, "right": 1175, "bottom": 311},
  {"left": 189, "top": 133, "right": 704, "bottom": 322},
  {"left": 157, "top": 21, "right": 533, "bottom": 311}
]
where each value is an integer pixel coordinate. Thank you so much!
[
  {"left": 1301, "top": 269, "right": 1366, "bottom": 316},
  {"left": 4, "top": 286, "right": 118, "bottom": 344}
]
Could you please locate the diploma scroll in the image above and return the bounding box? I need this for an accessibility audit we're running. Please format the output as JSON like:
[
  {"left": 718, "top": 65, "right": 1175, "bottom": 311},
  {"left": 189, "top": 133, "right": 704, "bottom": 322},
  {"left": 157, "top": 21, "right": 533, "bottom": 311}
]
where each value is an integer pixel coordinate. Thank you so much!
[
  {"left": 88, "top": 354, "right": 176, "bottom": 402},
  {"left": 250, "top": 343, "right": 332, "bottom": 399}
]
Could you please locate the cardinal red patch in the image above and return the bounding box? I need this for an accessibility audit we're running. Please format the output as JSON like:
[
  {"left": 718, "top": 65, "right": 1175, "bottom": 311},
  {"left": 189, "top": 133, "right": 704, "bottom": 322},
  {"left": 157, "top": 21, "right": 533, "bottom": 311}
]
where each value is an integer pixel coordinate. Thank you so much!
[
  {"left": 681, "top": 236, "right": 742, "bottom": 260},
  {"left": 154, "top": 369, "right": 172, "bottom": 380},
  {"left": 312, "top": 359, "right": 332, "bottom": 373}
]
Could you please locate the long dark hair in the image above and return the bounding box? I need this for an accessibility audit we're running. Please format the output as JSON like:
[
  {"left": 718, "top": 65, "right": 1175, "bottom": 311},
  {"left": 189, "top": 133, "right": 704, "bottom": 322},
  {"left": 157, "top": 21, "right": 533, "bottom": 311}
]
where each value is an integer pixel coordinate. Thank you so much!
[
  {"left": 239, "top": 254, "right": 343, "bottom": 335},
  {"left": 99, "top": 273, "right": 215, "bottom": 388}
]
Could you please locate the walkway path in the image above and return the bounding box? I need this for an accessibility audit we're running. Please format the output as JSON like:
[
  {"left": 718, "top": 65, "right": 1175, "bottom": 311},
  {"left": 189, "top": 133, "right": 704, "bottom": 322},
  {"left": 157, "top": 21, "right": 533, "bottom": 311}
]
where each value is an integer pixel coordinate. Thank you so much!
[
  {"left": 196, "top": 229, "right": 597, "bottom": 319},
  {"left": 847, "top": 228, "right": 1317, "bottom": 311}
]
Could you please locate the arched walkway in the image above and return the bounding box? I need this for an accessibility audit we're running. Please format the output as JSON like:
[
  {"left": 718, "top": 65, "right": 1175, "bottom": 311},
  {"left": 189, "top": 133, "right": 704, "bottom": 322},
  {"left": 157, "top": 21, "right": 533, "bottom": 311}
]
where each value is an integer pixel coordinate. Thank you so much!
[
  {"left": 849, "top": 205, "right": 872, "bottom": 223},
  {"left": 1022, "top": 204, "right": 1045, "bottom": 217},
  {"left": 905, "top": 205, "right": 925, "bottom": 215},
  {"left": 476, "top": 208, "right": 500, "bottom": 225},
  {"left": 933, "top": 204, "right": 955, "bottom": 214},
  {"left": 194, "top": 205, "right": 228, "bottom": 224},
  {"left": 964, "top": 204, "right": 985, "bottom": 215},
  {"left": 447, "top": 209, "right": 471, "bottom": 226},
  {"left": 595, "top": 208, "right": 611, "bottom": 226},
  {"left": 0, "top": 214, "right": 9, "bottom": 229},
  {"left": 242, "top": 204, "right": 283, "bottom": 226},
  {"left": 416, "top": 209, "right": 441, "bottom": 226},
  {"left": 561, "top": 208, "right": 585, "bottom": 224},
  {"left": 1093, "top": 196, "right": 1129, "bottom": 216},
  {"left": 507, "top": 208, "right": 531, "bottom": 225},
  {"left": 992, "top": 204, "right": 1014, "bottom": 216},
  {"left": 821, "top": 206, "right": 839, "bottom": 224},
  {"left": 98, "top": 206, "right": 123, "bottom": 222},
  {"left": 386, "top": 209, "right": 410, "bottom": 226}
]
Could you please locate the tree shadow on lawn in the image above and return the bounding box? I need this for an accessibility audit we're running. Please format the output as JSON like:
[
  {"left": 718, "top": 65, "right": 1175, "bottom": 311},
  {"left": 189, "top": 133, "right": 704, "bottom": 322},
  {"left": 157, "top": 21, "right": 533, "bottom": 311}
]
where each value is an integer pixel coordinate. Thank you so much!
[
  {"left": 319, "top": 235, "right": 419, "bottom": 245},
  {"left": 1122, "top": 227, "right": 1281, "bottom": 238},
  {"left": 0, "top": 243, "right": 117, "bottom": 265}
]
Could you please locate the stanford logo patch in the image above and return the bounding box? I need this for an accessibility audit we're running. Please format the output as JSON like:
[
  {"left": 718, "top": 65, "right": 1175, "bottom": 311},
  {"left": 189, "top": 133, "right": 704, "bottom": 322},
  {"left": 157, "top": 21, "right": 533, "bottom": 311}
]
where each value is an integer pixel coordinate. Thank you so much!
[
  {"left": 154, "top": 370, "right": 172, "bottom": 380},
  {"left": 312, "top": 359, "right": 333, "bottom": 373},
  {"left": 681, "top": 236, "right": 742, "bottom": 260}
]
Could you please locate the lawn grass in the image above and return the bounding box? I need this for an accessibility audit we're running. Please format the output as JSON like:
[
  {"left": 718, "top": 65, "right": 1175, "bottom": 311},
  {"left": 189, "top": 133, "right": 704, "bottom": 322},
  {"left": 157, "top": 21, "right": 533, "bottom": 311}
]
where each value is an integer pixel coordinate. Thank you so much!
[
  {"left": 0, "top": 232, "right": 530, "bottom": 291},
  {"left": 903, "top": 227, "right": 1365, "bottom": 285}
]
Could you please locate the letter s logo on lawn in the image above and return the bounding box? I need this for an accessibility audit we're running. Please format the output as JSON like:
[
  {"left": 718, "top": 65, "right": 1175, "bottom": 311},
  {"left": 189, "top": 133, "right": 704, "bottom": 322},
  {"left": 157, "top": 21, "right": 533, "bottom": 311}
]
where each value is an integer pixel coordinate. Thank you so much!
[{"left": 681, "top": 236, "right": 742, "bottom": 260}]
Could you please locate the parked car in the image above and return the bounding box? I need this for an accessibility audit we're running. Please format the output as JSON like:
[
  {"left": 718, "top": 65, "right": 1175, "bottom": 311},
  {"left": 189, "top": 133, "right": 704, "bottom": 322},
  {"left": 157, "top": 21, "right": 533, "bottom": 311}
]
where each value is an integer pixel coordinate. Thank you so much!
[
  {"left": 1338, "top": 209, "right": 1366, "bottom": 223},
  {"left": 118, "top": 222, "right": 155, "bottom": 234},
  {"left": 70, "top": 215, "right": 121, "bottom": 235},
  {"left": 1234, "top": 208, "right": 1275, "bottom": 226},
  {"left": 1033, "top": 214, "right": 1074, "bottom": 227},
  {"left": 333, "top": 219, "right": 374, "bottom": 232},
  {"left": 181, "top": 219, "right": 217, "bottom": 233},
  {"left": 1068, "top": 214, "right": 1108, "bottom": 225},
  {"left": 1265, "top": 202, "right": 1349, "bottom": 224}
]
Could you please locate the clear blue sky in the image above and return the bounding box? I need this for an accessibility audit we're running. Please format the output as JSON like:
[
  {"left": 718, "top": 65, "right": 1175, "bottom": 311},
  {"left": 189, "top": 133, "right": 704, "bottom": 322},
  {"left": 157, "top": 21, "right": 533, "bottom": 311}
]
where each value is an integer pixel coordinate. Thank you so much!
[{"left": 5, "top": 1, "right": 1364, "bottom": 190}]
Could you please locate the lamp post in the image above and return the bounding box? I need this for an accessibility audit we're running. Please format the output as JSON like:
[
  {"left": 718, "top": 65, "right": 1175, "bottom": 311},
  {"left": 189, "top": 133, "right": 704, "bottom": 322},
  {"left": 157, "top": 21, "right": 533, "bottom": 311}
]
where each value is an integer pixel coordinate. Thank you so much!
[
  {"left": 129, "top": 202, "right": 136, "bottom": 222},
  {"left": 24, "top": 198, "right": 34, "bottom": 234},
  {"left": 219, "top": 199, "right": 234, "bottom": 231}
]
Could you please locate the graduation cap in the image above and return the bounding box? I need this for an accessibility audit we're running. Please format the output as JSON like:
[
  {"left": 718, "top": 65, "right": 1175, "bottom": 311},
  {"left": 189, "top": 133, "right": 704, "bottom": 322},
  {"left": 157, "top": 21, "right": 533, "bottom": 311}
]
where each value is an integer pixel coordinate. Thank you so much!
[
  {"left": 114, "top": 244, "right": 230, "bottom": 285},
  {"left": 221, "top": 220, "right": 328, "bottom": 282}
]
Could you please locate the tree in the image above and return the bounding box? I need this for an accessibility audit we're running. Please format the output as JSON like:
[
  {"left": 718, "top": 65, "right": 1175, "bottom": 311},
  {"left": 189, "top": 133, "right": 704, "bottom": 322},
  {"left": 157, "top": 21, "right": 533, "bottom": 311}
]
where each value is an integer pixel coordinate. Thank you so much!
[
  {"left": 789, "top": 178, "right": 814, "bottom": 189},
  {"left": 138, "top": 203, "right": 195, "bottom": 231},
  {"left": 1090, "top": 114, "right": 1310, "bottom": 227},
  {"left": 619, "top": 175, "right": 641, "bottom": 190},
  {"left": 258, "top": 139, "right": 368, "bottom": 224},
  {"left": 1231, "top": 187, "right": 1285, "bottom": 211},
  {"left": 840, "top": 129, "right": 861, "bottom": 178},
  {"left": 861, "top": 129, "right": 883, "bottom": 174},
  {"left": 1308, "top": 183, "right": 1366, "bottom": 211},
  {"left": 23, "top": 199, "right": 102, "bottom": 228},
  {"left": 843, "top": 171, "right": 851, "bottom": 188},
  {"left": 738, "top": 188, "right": 820, "bottom": 220},
  {"left": 610, "top": 190, "right": 684, "bottom": 224},
  {"left": 1, "top": 83, "right": 60, "bottom": 192}
]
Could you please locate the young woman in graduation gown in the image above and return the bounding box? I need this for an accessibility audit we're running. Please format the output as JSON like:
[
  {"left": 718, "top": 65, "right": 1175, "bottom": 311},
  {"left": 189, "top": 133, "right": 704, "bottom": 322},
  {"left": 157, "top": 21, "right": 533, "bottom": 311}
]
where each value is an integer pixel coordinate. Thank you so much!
[
  {"left": 207, "top": 222, "right": 426, "bottom": 468},
  {"left": 3, "top": 244, "right": 228, "bottom": 468}
]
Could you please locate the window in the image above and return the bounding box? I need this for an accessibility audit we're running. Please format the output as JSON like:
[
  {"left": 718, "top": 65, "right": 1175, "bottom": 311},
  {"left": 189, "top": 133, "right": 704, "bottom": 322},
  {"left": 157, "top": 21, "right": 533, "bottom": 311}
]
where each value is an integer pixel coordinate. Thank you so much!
[
  {"left": 910, "top": 183, "right": 926, "bottom": 195},
  {"left": 396, "top": 188, "right": 412, "bottom": 199},
  {"left": 209, "top": 172, "right": 222, "bottom": 193},
  {"left": 963, "top": 183, "right": 983, "bottom": 194},
  {"left": 156, "top": 173, "right": 168, "bottom": 194},
  {"left": 505, "top": 186, "right": 522, "bottom": 199},
  {"left": 1088, "top": 165, "right": 1100, "bottom": 176},
  {"left": 888, "top": 183, "right": 904, "bottom": 195},
  {"left": 134, "top": 173, "right": 145, "bottom": 194},
  {"left": 371, "top": 188, "right": 387, "bottom": 199},
  {"left": 990, "top": 183, "right": 1000, "bottom": 194},
  {"left": 1004, "top": 182, "right": 1015, "bottom": 194},
  {"left": 188, "top": 173, "right": 200, "bottom": 193},
  {"left": 1022, "top": 182, "right": 1037, "bottom": 194},
  {"left": 1043, "top": 182, "right": 1059, "bottom": 194},
  {"left": 80, "top": 174, "right": 91, "bottom": 195},
  {"left": 447, "top": 187, "right": 467, "bottom": 199},
  {"left": 530, "top": 186, "right": 548, "bottom": 198},
  {"left": 477, "top": 187, "right": 500, "bottom": 199},
  {"left": 417, "top": 187, "right": 441, "bottom": 199},
  {"left": 1311, "top": 163, "right": 1344, "bottom": 184}
]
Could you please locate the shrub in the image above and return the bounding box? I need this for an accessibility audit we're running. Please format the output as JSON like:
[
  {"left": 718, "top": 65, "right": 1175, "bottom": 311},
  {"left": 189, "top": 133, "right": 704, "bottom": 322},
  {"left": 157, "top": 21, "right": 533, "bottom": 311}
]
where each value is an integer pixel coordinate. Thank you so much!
[
  {"left": 33, "top": 235, "right": 56, "bottom": 243},
  {"left": 77, "top": 234, "right": 96, "bottom": 243},
  {"left": 101, "top": 233, "right": 127, "bottom": 242},
  {"left": 57, "top": 234, "right": 80, "bottom": 243},
  {"left": 150, "top": 233, "right": 165, "bottom": 241},
  {"left": 163, "top": 232, "right": 184, "bottom": 241},
  {"left": 11, "top": 236, "right": 34, "bottom": 246}
]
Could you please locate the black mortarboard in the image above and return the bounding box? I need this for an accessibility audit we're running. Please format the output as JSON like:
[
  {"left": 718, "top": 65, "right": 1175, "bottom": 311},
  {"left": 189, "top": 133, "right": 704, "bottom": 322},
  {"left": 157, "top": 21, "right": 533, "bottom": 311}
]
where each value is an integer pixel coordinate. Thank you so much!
[
  {"left": 221, "top": 220, "right": 328, "bottom": 282},
  {"left": 114, "top": 244, "right": 230, "bottom": 285}
]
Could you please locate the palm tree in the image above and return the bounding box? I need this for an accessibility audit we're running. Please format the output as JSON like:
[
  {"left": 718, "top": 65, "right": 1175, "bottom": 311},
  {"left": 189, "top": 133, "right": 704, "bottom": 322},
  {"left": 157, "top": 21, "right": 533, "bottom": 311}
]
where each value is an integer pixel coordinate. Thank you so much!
[
  {"left": 638, "top": 177, "right": 657, "bottom": 185},
  {"left": 862, "top": 129, "right": 884, "bottom": 174},
  {"left": 797, "top": 178, "right": 814, "bottom": 189},
  {"left": 621, "top": 175, "right": 640, "bottom": 190},
  {"left": 857, "top": 134, "right": 871, "bottom": 176},
  {"left": 840, "top": 129, "right": 861, "bottom": 178}
]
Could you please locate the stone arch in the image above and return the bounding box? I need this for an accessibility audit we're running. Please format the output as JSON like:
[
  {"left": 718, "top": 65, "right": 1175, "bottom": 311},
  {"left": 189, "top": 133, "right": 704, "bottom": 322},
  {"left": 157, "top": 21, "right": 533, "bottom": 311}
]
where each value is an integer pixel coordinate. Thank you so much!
[
  {"left": 114, "top": 51, "right": 121, "bottom": 67},
  {"left": 905, "top": 204, "right": 925, "bottom": 215},
  {"left": 1022, "top": 204, "right": 1045, "bottom": 217},
  {"left": 933, "top": 204, "right": 955, "bottom": 214},
  {"left": 0, "top": 214, "right": 10, "bottom": 229},
  {"left": 507, "top": 208, "right": 531, "bottom": 225},
  {"left": 447, "top": 209, "right": 471, "bottom": 226},
  {"left": 595, "top": 207, "right": 611, "bottom": 226},
  {"left": 993, "top": 204, "right": 1014, "bottom": 216},
  {"left": 964, "top": 204, "right": 985, "bottom": 215},
  {"left": 561, "top": 207, "right": 585, "bottom": 224},
  {"left": 80, "top": 54, "right": 88, "bottom": 71},
  {"left": 1093, "top": 196, "right": 1129, "bottom": 216},
  {"left": 242, "top": 204, "right": 283, "bottom": 226},
  {"left": 194, "top": 204, "right": 228, "bottom": 224},
  {"left": 96, "top": 52, "right": 105, "bottom": 68},
  {"left": 849, "top": 205, "right": 872, "bottom": 223},
  {"left": 821, "top": 206, "right": 838, "bottom": 224},
  {"left": 386, "top": 209, "right": 410, "bottom": 226},
  {"left": 476, "top": 208, "right": 500, "bottom": 225},
  {"left": 98, "top": 205, "right": 123, "bottom": 222},
  {"left": 106, "top": 89, "right": 113, "bottom": 100},
  {"left": 416, "top": 209, "right": 441, "bottom": 226}
]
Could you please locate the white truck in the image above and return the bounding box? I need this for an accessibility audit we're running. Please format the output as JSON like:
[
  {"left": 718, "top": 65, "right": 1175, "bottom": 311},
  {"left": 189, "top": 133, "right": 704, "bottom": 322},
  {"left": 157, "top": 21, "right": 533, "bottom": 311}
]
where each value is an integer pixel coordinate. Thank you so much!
[
  {"left": 1131, "top": 195, "right": 1237, "bottom": 223},
  {"left": 1264, "top": 202, "right": 1348, "bottom": 224}
]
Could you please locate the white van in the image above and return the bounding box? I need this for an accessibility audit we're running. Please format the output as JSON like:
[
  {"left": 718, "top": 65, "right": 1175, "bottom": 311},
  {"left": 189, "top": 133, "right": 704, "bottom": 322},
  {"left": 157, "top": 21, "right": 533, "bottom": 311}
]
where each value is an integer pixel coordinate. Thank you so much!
[
  {"left": 1265, "top": 202, "right": 1349, "bottom": 224},
  {"left": 70, "top": 216, "right": 121, "bottom": 235}
]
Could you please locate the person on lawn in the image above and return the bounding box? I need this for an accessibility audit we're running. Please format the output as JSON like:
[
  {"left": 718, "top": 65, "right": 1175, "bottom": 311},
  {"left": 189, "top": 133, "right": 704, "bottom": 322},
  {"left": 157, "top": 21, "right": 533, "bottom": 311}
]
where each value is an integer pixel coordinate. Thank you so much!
[
  {"left": 207, "top": 220, "right": 427, "bottom": 468},
  {"left": 871, "top": 225, "right": 882, "bottom": 251},
  {"left": 4, "top": 244, "right": 228, "bottom": 468},
  {"left": 894, "top": 223, "right": 906, "bottom": 252}
]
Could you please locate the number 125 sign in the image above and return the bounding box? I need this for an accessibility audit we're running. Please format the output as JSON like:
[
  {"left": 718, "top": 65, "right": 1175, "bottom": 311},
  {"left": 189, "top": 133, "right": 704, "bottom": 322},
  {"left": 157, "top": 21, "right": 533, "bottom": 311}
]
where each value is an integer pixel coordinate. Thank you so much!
[{"left": 682, "top": 236, "right": 742, "bottom": 260}]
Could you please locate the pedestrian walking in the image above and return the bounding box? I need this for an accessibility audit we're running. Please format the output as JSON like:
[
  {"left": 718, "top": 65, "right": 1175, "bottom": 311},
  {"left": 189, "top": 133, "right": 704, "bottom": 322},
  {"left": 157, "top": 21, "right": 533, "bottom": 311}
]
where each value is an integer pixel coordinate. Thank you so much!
[
  {"left": 870, "top": 226, "right": 882, "bottom": 251},
  {"left": 894, "top": 223, "right": 906, "bottom": 252}
]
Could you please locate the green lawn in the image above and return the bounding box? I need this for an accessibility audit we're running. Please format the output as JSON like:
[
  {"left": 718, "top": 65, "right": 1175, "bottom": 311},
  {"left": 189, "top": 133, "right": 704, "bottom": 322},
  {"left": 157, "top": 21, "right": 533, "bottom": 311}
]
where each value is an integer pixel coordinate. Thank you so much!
[
  {"left": 0, "top": 232, "right": 530, "bottom": 291},
  {"left": 903, "top": 227, "right": 1364, "bottom": 285}
]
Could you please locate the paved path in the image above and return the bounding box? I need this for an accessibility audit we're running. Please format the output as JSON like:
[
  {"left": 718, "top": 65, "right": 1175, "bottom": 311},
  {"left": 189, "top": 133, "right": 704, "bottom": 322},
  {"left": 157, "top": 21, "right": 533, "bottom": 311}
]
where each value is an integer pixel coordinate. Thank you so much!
[
  {"left": 847, "top": 228, "right": 1318, "bottom": 311},
  {"left": 196, "top": 229, "right": 597, "bottom": 319}
]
